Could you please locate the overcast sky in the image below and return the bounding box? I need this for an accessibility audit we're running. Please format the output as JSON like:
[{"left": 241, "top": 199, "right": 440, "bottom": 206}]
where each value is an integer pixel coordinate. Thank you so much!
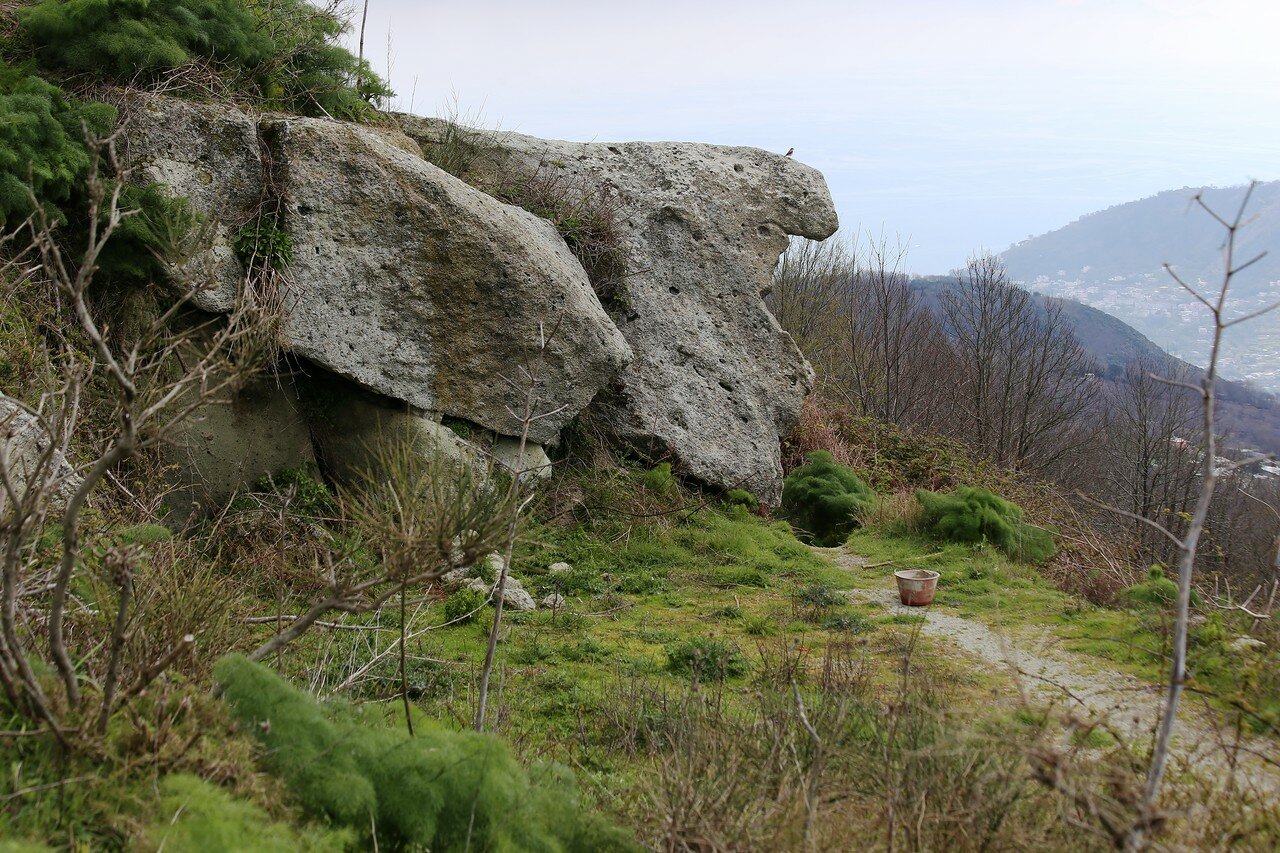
[{"left": 345, "top": 0, "right": 1280, "bottom": 273}]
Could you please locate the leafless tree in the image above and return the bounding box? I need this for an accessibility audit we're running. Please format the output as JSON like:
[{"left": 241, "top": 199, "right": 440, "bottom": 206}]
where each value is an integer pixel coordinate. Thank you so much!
[
  {"left": 940, "top": 255, "right": 1096, "bottom": 474},
  {"left": 0, "top": 131, "right": 277, "bottom": 739},
  {"left": 1098, "top": 357, "right": 1201, "bottom": 566},
  {"left": 837, "top": 235, "right": 952, "bottom": 429},
  {"left": 767, "top": 235, "right": 856, "bottom": 380},
  {"left": 1114, "top": 183, "right": 1278, "bottom": 851}
]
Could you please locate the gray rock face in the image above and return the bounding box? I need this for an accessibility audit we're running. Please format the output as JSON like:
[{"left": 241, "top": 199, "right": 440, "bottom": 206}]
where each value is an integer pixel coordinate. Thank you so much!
[
  {"left": 121, "top": 94, "right": 261, "bottom": 313},
  {"left": 0, "top": 396, "right": 81, "bottom": 512},
  {"left": 122, "top": 96, "right": 631, "bottom": 448},
  {"left": 266, "top": 116, "right": 631, "bottom": 443},
  {"left": 300, "top": 365, "right": 553, "bottom": 489},
  {"left": 161, "top": 376, "right": 318, "bottom": 519},
  {"left": 493, "top": 575, "right": 536, "bottom": 611},
  {"left": 397, "top": 118, "right": 837, "bottom": 503}
]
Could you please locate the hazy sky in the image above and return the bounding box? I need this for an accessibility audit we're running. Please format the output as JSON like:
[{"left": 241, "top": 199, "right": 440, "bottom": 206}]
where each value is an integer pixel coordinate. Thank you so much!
[{"left": 345, "top": 0, "right": 1280, "bottom": 273}]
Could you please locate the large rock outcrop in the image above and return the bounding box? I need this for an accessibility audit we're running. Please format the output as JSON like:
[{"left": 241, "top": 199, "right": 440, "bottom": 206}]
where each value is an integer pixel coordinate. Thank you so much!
[
  {"left": 123, "top": 94, "right": 261, "bottom": 313},
  {"left": 123, "top": 96, "right": 632, "bottom": 446},
  {"left": 397, "top": 119, "right": 838, "bottom": 503},
  {"left": 266, "top": 116, "right": 631, "bottom": 442}
]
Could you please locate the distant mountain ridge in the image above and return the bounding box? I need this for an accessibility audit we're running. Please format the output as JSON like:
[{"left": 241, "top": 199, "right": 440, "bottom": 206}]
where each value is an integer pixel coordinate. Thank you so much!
[{"left": 998, "top": 181, "right": 1280, "bottom": 393}]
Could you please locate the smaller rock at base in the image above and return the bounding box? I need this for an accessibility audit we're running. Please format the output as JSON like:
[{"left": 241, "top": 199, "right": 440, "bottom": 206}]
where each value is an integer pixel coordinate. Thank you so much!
[
  {"left": 492, "top": 577, "right": 536, "bottom": 611},
  {"left": 1229, "top": 636, "right": 1266, "bottom": 653},
  {"left": 542, "top": 593, "right": 565, "bottom": 609},
  {"left": 548, "top": 562, "right": 572, "bottom": 575},
  {"left": 440, "top": 567, "right": 473, "bottom": 592}
]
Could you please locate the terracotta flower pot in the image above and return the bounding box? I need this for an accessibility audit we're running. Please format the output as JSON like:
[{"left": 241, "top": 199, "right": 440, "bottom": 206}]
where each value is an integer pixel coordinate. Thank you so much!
[{"left": 894, "top": 569, "right": 939, "bottom": 606}]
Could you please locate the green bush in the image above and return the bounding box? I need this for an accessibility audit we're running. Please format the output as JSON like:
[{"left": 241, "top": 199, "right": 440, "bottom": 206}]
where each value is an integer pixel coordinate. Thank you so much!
[
  {"left": 914, "top": 486, "right": 1056, "bottom": 563},
  {"left": 824, "top": 613, "right": 874, "bottom": 634},
  {"left": 641, "top": 462, "right": 678, "bottom": 497},
  {"left": 781, "top": 451, "right": 875, "bottom": 546},
  {"left": 18, "top": 0, "right": 391, "bottom": 120},
  {"left": 1123, "top": 565, "right": 1200, "bottom": 609},
  {"left": 233, "top": 213, "right": 293, "bottom": 269},
  {"left": 215, "top": 655, "right": 636, "bottom": 851},
  {"left": 145, "top": 774, "right": 351, "bottom": 852},
  {"left": 723, "top": 488, "right": 758, "bottom": 512},
  {"left": 443, "top": 586, "right": 487, "bottom": 623},
  {"left": 793, "top": 582, "right": 843, "bottom": 621},
  {"left": 0, "top": 62, "right": 115, "bottom": 226},
  {"left": 665, "top": 637, "right": 748, "bottom": 681}
]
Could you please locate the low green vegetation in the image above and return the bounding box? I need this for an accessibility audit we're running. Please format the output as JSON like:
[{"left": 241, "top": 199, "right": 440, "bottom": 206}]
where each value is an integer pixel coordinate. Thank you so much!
[
  {"left": 781, "top": 450, "right": 876, "bottom": 546},
  {"left": 16, "top": 0, "right": 390, "bottom": 119},
  {"left": 216, "top": 655, "right": 635, "bottom": 851},
  {"left": 914, "top": 485, "right": 1056, "bottom": 563}
]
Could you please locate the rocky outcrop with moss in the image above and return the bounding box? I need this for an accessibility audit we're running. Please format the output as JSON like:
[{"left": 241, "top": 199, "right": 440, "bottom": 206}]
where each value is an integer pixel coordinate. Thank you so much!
[
  {"left": 122, "top": 96, "right": 837, "bottom": 504},
  {"left": 397, "top": 119, "right": 840, "bottom": 503}
]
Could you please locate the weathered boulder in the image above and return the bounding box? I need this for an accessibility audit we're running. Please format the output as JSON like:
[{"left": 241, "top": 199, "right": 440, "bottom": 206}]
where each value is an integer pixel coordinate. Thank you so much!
[
  {"left": 264, "top": 115, "right": 632, "bottom": 443},
  {"left": 160, "top": 375, "right": 318, "bottom": 519},
  {"left": 493, "top": 575, "right": 536, "bottom": 611},
  {"left": 301, "top": 366, "right": 474, "bottom": 487},
  {"left": 397, "top": 118, "right": 838, "bottom": 503},
  {"left": 122, "top": 96, "right": 632, "bottom": 446},
  {"left": 121, "top": 94, "right": 261, "bottom": 313},
  {"left": 299, "top": 366, "right": 552, "bottom": 488},
  {"left": 0, "top": 395, "right": 81, "bottom": 512}
]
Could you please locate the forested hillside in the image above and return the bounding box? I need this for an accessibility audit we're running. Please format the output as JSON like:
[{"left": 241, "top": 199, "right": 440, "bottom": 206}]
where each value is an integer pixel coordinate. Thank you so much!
[{"left": 1000, "top": 182, "right": 1280, "bottom": 392}]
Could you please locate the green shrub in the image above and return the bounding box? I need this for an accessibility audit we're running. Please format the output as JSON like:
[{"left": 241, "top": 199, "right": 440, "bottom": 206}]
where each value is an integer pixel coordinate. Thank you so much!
[
  {"left": 19, "top": 0, "right": 272, "bottom": 79},
  {"left": 793, "top": 582, "right": 843, "bottom": 621},
  {"left": 781, "top": 451, "right": 875, "bottom": 546},
  {"left": 641, "top": 462, "right": 678, "bottom": 497},
  {"left": 914, "top": 486, "right": 1056, "bottom": 563},
  {"left": 233, "top": 213, "right": 293, "bottom": 269},
  {"left": 443, "top": 586, "right": 487, "bottom": 623},
  {"left": 724, "top": 488, "right": 758, "bottom": 512},
  {"left": 145, "top": 774, "right": 351, "bottom": 852},
  {"left": 1123, "top": 565, "right": 1200, "bottom": 609},
  {"left": 825, "top": 613, "right": 874, "bottom": 634},
  {"left": 0, "top": 62, "right": 115, "bottom": 226},
  {"left": 665, "top": 637, "right": 748, "bottom": 681},
  {"left": 742, "top": 614, "right": 776, "bottom": 636},
  {"left": 19, "top": 0, "right": 391, "bottom": 120},
  {"left": 215, "top": 655, "right": 636, "bottom": 851}
]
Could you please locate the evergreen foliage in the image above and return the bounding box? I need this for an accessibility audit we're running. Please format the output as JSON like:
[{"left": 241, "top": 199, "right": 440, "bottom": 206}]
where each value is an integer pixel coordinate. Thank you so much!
[
  {"left": 215, "top": 654, "right": 636, "bottom": 851},
  {"left": 0, "top": 61, "right": 114, "bottom": 226},
  {"left": 18, "top": 0, "right": 272, "bottom": 79},
  {"left": 145, "top": 774, "right": 351, "bottom": 852},
  {"left": 914, "top": 486, "right": 1057, "bottom": 563},
  {"left": 1123, "top": 565, "right": 1201, "bottom": 608},
  {"left": 780, "top": 450, "right": 876, "bottom": 546},
  {"left": 17, "top": 0, "right": 391, "bottom": 119}
]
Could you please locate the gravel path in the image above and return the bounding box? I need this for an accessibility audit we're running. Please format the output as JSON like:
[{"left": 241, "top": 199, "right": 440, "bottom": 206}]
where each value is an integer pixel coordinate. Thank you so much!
[{"left": 819, "top": 546, "right": 1279, "bottom": 790}]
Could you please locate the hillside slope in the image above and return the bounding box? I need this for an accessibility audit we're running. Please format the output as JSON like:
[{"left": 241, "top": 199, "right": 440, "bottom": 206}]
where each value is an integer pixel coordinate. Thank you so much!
[
  {"left": 910, "top": 277, "right": 1280, "bottom": 454},
  {"left": 998, "top": 182, "right": 1280, "bottom": 393}
]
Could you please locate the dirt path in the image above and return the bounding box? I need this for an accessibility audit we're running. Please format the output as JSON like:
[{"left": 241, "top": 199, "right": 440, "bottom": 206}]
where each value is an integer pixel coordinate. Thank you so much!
[{"left": 818, "top": 546, "right": 1279, "bottom": 790}]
